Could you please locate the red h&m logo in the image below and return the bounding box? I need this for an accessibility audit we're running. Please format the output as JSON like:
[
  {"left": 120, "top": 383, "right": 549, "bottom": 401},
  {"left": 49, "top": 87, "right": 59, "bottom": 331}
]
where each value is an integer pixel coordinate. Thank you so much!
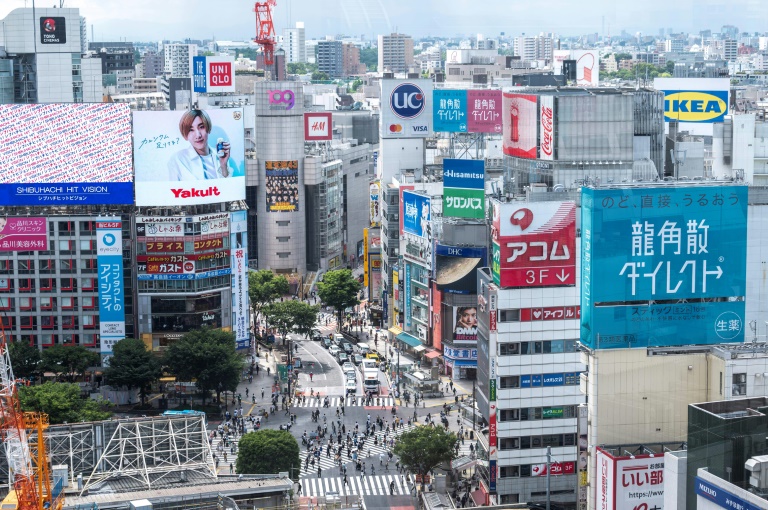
[
  {"left": 209, "top": 62, "right": 232, "bottom": 86},
  {"left": 304, "top": 112, "right": 333, "bottom": 141}
]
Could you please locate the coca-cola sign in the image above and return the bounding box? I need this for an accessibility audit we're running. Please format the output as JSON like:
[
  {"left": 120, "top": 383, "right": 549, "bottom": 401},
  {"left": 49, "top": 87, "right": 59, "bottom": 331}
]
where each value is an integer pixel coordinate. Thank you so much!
[{"left": 539, "top": 95, "right": 554, "bottom": 161}]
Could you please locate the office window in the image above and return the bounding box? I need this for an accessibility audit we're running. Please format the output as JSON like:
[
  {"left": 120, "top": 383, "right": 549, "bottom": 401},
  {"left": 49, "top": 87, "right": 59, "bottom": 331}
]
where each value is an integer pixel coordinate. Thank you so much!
[
  {"left": 499, "top": 343, "right": 520, "bottom": 356},
  {"left": 499, "top": 437, "right": 519, "bottom": 450},
  {"left": 82, "top": 296, "right": 96, "bottom": 309},
  {"left": 40, "top": 297, "right": 55, "bottom": 310},
  {"left": 20, "top": 316, "right": 36, "bottom": 330},
  {"left": 499, "top": 466, "right": 519, "bottom": 478},
  {"left": 39, "top": 260, "right": 56, "bottom": 273},
  {"left": 499, "top": 409, "right": 520, "bottom": 422},
  {"left": 0, "top": 297, "right": 12, "bottom": 310},
  {"left": 0, "top": 260, "right": 12, "bottom": 272},
  {"left": 733, "top": 373, "right": 747, "bottom": 396},
  {"left": 19, "top": 297, "right": 34, "bottom": 310},
  {"left": 17, "top": 260, "right": 35, "bottom": 273},
  {"left": 499, "top": 376, "right": 519, "bottom": 389},
  {"left": 82, "top": 315, "right": 97, "bottom": 329},
  {"left": 499, "top": 309, "right": 520, "bottom": 322},
  {"left": 18, "top": 278, "right": 35, "bottom": 292},
  {"left": 81, "top": 277, "right": 96, "bottom": 291},
  {"left": 60, "top": 278, "right": 78, "bottom": 292}
]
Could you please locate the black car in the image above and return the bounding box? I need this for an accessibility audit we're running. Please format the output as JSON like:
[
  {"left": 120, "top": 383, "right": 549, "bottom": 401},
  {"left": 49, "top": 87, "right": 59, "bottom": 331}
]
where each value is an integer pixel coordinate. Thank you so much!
[
  {"left": 313, "top": 333, "right": 324, "bottom": 342},
  {"left": 322, "top": 338, "right": 332, "bottom": 349}
]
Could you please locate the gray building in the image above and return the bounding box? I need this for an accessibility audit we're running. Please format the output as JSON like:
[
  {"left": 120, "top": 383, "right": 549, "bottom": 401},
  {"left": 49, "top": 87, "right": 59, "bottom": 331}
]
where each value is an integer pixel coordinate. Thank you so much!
[{"left": 317, "top": 40, "right": 343, "bottom": 78}]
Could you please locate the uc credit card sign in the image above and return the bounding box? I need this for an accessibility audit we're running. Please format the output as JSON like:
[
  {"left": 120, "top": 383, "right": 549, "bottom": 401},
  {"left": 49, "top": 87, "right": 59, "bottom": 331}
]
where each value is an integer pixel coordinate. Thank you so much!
[{"left": 581, "top": 185, "right": 748, "bottom": 349}]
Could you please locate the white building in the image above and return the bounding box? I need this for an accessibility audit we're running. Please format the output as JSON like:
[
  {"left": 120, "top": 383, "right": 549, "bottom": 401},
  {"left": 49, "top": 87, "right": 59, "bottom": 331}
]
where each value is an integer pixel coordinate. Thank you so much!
[
  {"left": 283, "top": 22, "right": 306, "bottom": 63},
  {"left": 513, "top": 34, "right": 553, "bottom": 64},
  {"left": 163, "top": 43, "right": 197, "bottom": 78},
  {"left": 377, "top": 33, "right": 414, "bottom": 74}
]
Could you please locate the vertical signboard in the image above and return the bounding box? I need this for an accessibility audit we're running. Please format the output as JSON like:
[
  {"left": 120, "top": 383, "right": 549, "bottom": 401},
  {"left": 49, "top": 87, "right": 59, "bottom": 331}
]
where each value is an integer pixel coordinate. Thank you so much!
[
  {"left": 488, "top": 284, "right": 498, "bottom": 493},
  {"left": 381, "top": 79, "right": 433, "bottom": 138},
  {"left": 433, "top": 89, "right": 468, "bottom": 133},
  {"left": 404, "top": 263, "right": 412, "bottom": 329},
  {"left": 192, "top": 56, "right": 207, "bottom": 93},
  {"left": 363, "top": 228, "right": 370, "bottom": 288},
  {"left": 97, "top": 220, "right": 125, "bottom": 357},
  {"left": 502, "top": 93, "right": 538, "bottom": 159},
  {"left": 369, "top": 182, "right": 381, "bottom": 227},
  {"left": 443, "top": 159, "right": 485, "bottom": 219},
  {"left": 539, "top": 95, "right": 555, "bottom": 161},
  {"left": 581, "top": 185, "right": 748, "bottom": 349},
  {"left": 492, "top": 200, "right": 576, "bottom": 288},
  {"left": 231, "top": 211, "right": 249, "bottom": 350},
  {"left": 371, "top": 256, "right": 382, "bottom": 303},
  {"left": 467, "top": 89, "right": 503, "bottom": 134},
  {"left": 401, "top": 191, "right": 431, "bottom": 238},
  {"left": 40, "top": 16, "right": 66, "bottom": 44}
]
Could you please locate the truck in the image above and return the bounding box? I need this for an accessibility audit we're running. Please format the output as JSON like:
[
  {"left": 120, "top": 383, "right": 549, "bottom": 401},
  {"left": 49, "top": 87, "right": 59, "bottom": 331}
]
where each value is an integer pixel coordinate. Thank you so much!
[{"left": 362, "top": 366, "right": 380, "bottom": 395}]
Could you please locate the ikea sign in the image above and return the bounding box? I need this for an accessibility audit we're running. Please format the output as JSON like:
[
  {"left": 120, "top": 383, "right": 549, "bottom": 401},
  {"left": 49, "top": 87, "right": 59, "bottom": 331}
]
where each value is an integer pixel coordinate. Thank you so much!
[{"left": 663, "top": 90, "right": 728, "bottom": 123}]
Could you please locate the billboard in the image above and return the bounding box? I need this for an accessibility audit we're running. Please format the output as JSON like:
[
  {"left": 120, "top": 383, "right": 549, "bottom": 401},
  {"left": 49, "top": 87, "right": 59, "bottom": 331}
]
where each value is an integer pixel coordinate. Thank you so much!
[
  {"left": 0, "top": 104, "right": 133, "bottom": 205},
  {"left": 265, "top": 160, "right": 299, "bottom": 212},
  {"left": 193, "top": 56, "right": 235, "bottom": 93},
  {"left": 434, "top": 244, "right": 486, "bottom": 294},
  {"left": 572, "top": 50, "right": 599, "bottom": 86},
  {"left": 443, "top": 159, "right": 485, "bottom": 219},
  {"left": 363, "top": 228, "right": 369, "bottom": 288},
  {"left": 381, "top": 79, "right": 433, "bottom": 138},
  {"left": 402, "top": 190, "right": 431, "bottom": 238},
  {"left": 595, "top": 448, "right": 665, "bottom": 510},
  {"left": 433, "top": 89, "right": 467, "bottom": 133},
  {"left": 371, "top": 255, "right": 382, "bottom": 303},
  {"left": 539, "top": 95, "right": 555, "bottom": 161},
  {"left": 581, "top": 185, "right": 748, "bottom": 349},
  {"left": 133, "top": 109, "right": 245, "bottom": 206},
  {"left": 304, "top": 112, "right": 333, "bottom": 141},
  {"left": 404, "top": 263, "right": 412, "bottom": 329},
  {"left": 97, "top": 220, "right": 126, "bottom": 356},
  {"left": 231, "top": 211, "right": 249, "bottom": 349},
  {"left": 502, "top": 93, "right": 537, "bottom": 159},
  {"left": 0, "top": 217, "right": 48, "bottom": 252},
  {"left": 467, "top": 89, "right": 503, "bottom": 134},
  {"left": 491, "top": 200, "right": 576, "bottom": 288},
  {"left": 452, "top": 306, "right": 478, "bottom": 342},
  {"left": 654, "top": 78, "right": 730, "bottom": 123},
  {"left": 370, "top": 182, "right": 381, "bottom": 227},
  {"left": 40, "top": 16, "right": 66, "bottom": 44}
]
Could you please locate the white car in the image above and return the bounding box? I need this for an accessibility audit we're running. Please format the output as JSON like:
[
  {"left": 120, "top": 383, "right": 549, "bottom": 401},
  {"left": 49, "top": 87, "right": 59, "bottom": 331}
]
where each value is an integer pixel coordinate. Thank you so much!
[
  {"left": 342, "top": 362, "right": 355, "bottom": 373},
  {"left": 345, "top": 370, "right": 356, "bottom": 381},
  {"left": 345, "top": 378, "right": 357, "bottom": 395},
  {"left": 329, "top": 345, "right": 340, "bottom": 357}
]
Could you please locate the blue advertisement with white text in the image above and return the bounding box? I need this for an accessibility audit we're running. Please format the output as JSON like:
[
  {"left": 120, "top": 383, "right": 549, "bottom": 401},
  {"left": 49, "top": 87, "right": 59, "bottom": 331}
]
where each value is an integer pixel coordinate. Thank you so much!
[
  {"left": 433, "top": 89, "right": 468, "bottom": 133},
  {"left": 402, "top": 190, "right": 431, "bottom": 238}
]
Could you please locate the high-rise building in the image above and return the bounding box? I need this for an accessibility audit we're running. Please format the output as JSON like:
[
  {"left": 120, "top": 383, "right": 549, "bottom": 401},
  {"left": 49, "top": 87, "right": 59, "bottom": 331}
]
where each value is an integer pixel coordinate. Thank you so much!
[
  {"left": 317, "top": 40, "right": 343, "bottom": 78},
  {"left": 163, "top": 43, "right": 197, "bottom": 78},
  {"left": 0, "top": 7, "right": 103, "bottom": 103},
  {"left": 283, "top": 22, "right": 306, "bottom": 63},
  {"left": 342, "top": 43, "right": 366, "bottom": 76},
  {"left": 377, "top": 33, "right": 414, "bottom": 74},
  {"left": 513, "top": 34, "right": 553, "bottom": 63},
  {"left": 142, "top": 51, "right": 164, "bottom": 79},
  {"left": 724, "top": 38, "right": 738, "bottom": 62}
]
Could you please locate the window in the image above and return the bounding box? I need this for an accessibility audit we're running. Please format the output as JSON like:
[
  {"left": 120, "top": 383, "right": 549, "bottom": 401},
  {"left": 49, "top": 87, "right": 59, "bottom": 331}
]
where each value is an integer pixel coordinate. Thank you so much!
[
  {"left": 82, "top": 315, "right": 97, "bottom": 329},
  {"left": 80, "top": 239, "right": 96, "bottom": 252},
  {"left": 40, "top": 297, "right": 55, "bottom": 310},
  {"left": 17, "top": 260, "right": 35, "bottom": 273},
  {"left": 60, "top": 259, "right": 77, "bottom": 272},
  {"left": 499, "top": 466, "right": 519, "bottom": 478},
  {"left": 58, "top": 240, "right": 74, "bottom": 252},
  {"left": 58, "top": 221, "right": 75, "bottom": 235},
  {"left": 733, "top": 373, "right": 747, "bottom": 396},
  {"left": 39, "top": 260, "right": 56, "bottom": 273},
  {"left": 500, "top": 309, "right": 520, "bottom": 322},
  {"left": 20, "top": 316, "right": 36, "bottom": 330},
  {"left": 81, "top": 277, "right": 96, "bottom": 291},
  {"left": 79, "top": 221, "right": 95, "bottom": 233},
  {"left": 0, "top": 316, "right": 13, "bottom": 329},
  {"left": 0, "top": 297, "right": 12, "bottom": 310},
  {"left": 449, "top": 67, "right": 460, "bottom": 75},
  {"left": 499, "top": 437, "right": 519, "bottom": 450},
  {"left": 0, "top": 260, "right": 12, "bottom": 272},
  {"left": 82, "top": 259, "right": 97, "bottom": 273},
  {"left": 41, "top": 316, "right": 57, "bottom": 329},
  {"left": 19, "top": 297, "right": 34, "bottom": 310},
  {"left": 18, "top": 278, "right": 35, "bottom": 292},
  {"left": 60, "top": 278, "right": 77, "bottom": 292},
  {"left": 0, "top": 278, "right": 10, "bottom": 291},
  {"left": 499, "top": 343, "right": 520, "bottom": 355},
  {"left": 82, "top": 296, "right": 96, "bottom": 309},
  {"left": 61, "top": 316, "right": 78, "bottom": 329},
  {"left": 500, "top": 376, "right": 519, "bottom": 389},
  {"left": 499, "top": 408, "right": 520, "bottom": 422}
]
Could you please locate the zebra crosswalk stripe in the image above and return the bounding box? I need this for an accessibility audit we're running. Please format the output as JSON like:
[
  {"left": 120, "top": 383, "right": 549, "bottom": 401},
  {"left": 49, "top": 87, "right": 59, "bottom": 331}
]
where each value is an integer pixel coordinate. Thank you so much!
[
  {"left": 291, "top": 396, "right": 395, "bottom": 408},
  {"left": 302, "top": 474, "right": 410, "bottom": 497}
]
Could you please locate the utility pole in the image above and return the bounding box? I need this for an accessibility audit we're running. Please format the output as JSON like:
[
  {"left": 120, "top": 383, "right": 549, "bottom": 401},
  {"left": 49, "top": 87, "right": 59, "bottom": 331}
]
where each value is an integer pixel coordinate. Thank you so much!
[
  {"left": 287, "top": 337, "right": 292, "bottom": 400},
  {"left": 472, "top": 379, "right": 476, "bottom": 433},
  {"left": 546, "top": 446, "right": 552, "bottom": 510}
]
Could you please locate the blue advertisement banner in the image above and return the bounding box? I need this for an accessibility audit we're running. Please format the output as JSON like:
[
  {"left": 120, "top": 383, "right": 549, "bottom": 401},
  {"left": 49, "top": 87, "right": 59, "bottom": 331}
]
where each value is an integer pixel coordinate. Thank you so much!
[
  {"left": 402, "top": 190, "right": 431, "bottom": 238},
  {"left": 97, "top": 221, "right": 126, "bottom": 356},
  {"left": 404, "top": 263, "right": 412, "bottom": 329},
  {"left": 581, "top": 185, "right": 748, "bottom": 349},
  {"left": 193, "top": 56, "right": 207, "bottom": 93},
  {"left": 433, "top": 89, "right": 468, "bottom": 133},
  {"left": 695, "top": 476, "right": 762, "bottom": 510},
  {"left": 443, "top": 159, "right": 485, "bottom": 190},
  {"left": 521, "top": 372, "right": 580, "bottom": 388},
  {"left": 137, "top": 268, "right": 232, "bottom": 280},
  {"left": 489, "top": 460, "right": 497, "bottom": 492},
  {"left": 0, "top": 182, "right": 134, "bottom": 206},
  {"left": 435, "top": 244, "right": 486, "bottom": 259}
]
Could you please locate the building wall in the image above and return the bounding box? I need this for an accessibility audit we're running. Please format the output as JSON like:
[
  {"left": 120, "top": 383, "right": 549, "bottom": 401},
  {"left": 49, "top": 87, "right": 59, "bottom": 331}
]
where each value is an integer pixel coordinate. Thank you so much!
[
  {"left": 378, "top": 33, "right": 414, "bottom": 74},
  {"left": 283, "top": 23, "right": 307, "bottom": 64},
  {"left": 164, "top": 43, "right": 196, "bottom": 78},
  {"left": 317, "top": 40, "right": 343, "bottom": 78}
]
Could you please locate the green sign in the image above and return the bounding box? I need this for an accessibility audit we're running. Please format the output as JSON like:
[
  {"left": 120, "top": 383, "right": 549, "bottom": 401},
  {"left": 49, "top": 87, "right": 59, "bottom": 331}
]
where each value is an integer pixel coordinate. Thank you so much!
[
  {"left": 277, "top": 364, "right": 288, "bottom": 381},
  {"left": 491, "top": 242, "right": 500, "bottom": 286},
  {"left": 542, "top": 407, "right": 563, "bottom": 419},
  {"left": 489, "top": 378, "right": 496, "bottom": 402},
  {"left": 444, "top": 187, "right": 485, "bottom": 219}
]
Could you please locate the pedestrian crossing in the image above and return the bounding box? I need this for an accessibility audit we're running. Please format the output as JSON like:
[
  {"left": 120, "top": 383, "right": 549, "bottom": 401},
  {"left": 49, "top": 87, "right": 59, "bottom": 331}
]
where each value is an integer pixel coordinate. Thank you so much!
[
  {"left": 299, "top": 474, "right": 412, "bottom": 497},
  {"left": 292, "top": 396, "right": 395, "bottom": 408},
  {"left": 299, "top": 423, "right": 417, "bottom": 476}
]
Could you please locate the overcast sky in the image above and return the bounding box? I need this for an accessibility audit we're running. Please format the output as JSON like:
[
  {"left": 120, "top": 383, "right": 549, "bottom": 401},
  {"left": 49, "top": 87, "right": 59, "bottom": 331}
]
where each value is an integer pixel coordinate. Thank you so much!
[{"left": 1, "top": 0, "right": 765, "bottom": 42}]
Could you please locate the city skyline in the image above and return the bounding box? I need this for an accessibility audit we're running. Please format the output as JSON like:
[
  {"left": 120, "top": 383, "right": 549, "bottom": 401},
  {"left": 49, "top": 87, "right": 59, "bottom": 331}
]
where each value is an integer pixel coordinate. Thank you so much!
[{"left": 1, "top": 0, "right": 765, "bottom": 43}]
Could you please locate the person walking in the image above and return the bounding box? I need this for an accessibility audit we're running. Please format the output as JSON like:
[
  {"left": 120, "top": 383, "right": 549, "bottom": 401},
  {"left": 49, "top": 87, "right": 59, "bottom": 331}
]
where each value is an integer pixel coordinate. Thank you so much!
[{"left": 317, "top": 466, "right": 322, "bottom": 478}]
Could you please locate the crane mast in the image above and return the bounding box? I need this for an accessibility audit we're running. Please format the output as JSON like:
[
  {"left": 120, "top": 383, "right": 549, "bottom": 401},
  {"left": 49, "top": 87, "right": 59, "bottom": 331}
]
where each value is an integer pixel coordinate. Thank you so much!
[{"left": 254, "top": 0, "right": 277, "bottom": 66}]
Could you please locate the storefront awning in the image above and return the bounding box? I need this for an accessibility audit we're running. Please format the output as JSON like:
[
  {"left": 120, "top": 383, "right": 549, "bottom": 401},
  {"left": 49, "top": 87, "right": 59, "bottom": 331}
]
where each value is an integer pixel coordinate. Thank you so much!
[
  {"left": 388, "top": 326, "right": 403, "bottom": 336},
  {"left": 396, "top": 332, "right": 422, "bottom": 348},
  {"left": 424, "top": 350, "right": 441, "bottom": 359},
  {"left": 453, "top": 359, "right": 477, "bottom": 367},
  {"left": 413, "top": 344, "right": 426, "bottom": 352}
]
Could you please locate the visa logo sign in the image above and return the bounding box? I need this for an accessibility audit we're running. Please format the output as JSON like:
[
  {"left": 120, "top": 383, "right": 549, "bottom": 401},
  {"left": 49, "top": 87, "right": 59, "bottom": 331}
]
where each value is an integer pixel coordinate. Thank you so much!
[
  {"left": 662, "top": 90, "right": 728, "bottom": 123},
  {"left": 412, "top": 125, "right": 428, "bottom": 132}
]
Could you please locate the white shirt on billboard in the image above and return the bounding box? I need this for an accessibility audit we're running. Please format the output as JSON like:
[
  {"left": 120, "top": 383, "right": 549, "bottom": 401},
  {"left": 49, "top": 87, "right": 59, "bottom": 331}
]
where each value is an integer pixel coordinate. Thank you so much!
[{"left": 167, "top": 145, "right": 236, "bottom": 181}]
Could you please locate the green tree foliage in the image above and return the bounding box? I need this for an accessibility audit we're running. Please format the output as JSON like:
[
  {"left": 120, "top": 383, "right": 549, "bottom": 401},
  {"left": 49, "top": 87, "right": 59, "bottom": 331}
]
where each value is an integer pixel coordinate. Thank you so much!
[
  {"left": 103, "top": 338, "right": 161, "bottom": 405},
  {"left": 8, "top": 341, "right": 41, "bottom": 380},
  {"left": 286, "top": 62, "right": 319, "bottom": 75},
  {"left": 316, "top": 269, "right": 361, "bottom": 330},
  {"left": 42, "top": 345, "right": 100, "bottom": 383},
  {"left": 18, "top": 382, "right": 112, "bottom": 424},
  {"left": 393, "top": 426, "right": 457, "bottom": 485},
  {"left": 614, "top": 52, "right": 633, "bottom": 62},
  {"left": 162, "top": 327, "right": 242, "bottom": 404},
  {"left": 666, "top": 60, "right": 676, "bottom": 74},
  {"left": 248, "top": 269, "right": 290, "bottom": 324},
  {"left": 360, "top": 47, "right": 378, "bottom": 71},
  {"left": 311, "top": 71, "right": 330, "bottom": 81},
  {"left": 262, "top": 300, "right": 319, "bottom": 344},
  {"left": 236, "top": 429, "right": 300, "bottom": 477}
]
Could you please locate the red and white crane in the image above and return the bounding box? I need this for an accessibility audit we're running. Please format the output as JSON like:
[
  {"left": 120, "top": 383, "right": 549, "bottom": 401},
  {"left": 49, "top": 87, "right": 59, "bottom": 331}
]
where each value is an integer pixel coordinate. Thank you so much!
[{"left": 254, "top": 0, "right": 277, "bottom": 66}]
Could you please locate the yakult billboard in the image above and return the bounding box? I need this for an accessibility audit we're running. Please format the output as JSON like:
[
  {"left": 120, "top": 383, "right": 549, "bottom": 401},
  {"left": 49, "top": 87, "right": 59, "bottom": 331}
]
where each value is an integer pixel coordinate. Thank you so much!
[
  {"left": 133, "top": 109, "right": 245, "bottom": 206},
  {"left": 502, "top": 93, "right": 537, "bottom": 159}
]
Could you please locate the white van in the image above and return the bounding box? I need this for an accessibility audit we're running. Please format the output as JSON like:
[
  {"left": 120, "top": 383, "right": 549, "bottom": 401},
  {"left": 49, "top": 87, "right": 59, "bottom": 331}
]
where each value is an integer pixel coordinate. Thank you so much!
[
  {"left": 333, "top": 333, "right": 345, "bottom": 346},
  {"left": 357, "top": 342, "right": 370, "bottom": 355}
]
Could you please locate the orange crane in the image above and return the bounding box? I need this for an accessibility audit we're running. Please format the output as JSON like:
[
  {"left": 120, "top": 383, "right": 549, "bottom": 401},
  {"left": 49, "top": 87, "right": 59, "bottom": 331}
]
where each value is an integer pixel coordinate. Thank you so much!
[
  {"left": 254, "top": 0, "right": 277, "bottom": 66},
  {"left": 0, "top": 325, "right": 62, "bottom": 510}
]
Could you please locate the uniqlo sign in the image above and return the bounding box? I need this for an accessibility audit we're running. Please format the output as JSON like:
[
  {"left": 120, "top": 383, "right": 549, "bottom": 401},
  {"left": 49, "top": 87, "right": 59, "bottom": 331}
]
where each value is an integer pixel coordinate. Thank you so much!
[
  {"left": 491, "top": 200, "right": 576, "bottom": 288},
  {"left": 193, "top": 56, "right": 235, "bottom": 93},
  {"left": 304, "top": 112, "right": 333, "bottom": 141}
]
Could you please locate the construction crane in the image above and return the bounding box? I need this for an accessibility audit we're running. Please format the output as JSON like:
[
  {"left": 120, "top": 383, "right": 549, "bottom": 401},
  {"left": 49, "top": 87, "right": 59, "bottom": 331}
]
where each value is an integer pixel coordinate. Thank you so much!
[
  {"left": 0, "top": 325, "right": 62, "bottom": 510},
  {"left": 254, "top": 0, "right": 277, "bottom": 66}
]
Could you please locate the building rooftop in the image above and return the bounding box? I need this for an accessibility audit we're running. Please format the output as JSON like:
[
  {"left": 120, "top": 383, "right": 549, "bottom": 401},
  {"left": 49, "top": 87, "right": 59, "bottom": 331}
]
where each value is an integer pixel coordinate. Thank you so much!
[{"left": 691, "top": 396, "right": 768, "bottom": 419}]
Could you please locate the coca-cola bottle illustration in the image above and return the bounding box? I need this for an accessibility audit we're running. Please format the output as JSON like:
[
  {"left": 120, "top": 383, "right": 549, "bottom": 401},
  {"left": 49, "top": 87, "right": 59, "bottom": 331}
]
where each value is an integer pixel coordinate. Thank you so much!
[{"left": 510, "top": 103, "right": 520, "bottom": 143}]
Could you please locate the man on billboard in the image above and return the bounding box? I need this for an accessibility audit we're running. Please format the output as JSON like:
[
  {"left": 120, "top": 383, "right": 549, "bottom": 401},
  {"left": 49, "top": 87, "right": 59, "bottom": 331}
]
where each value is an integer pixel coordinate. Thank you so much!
[
  {"left": 168, "top": 110, "right": 236, "bottom": 181},
  {"left": 454, "top": 307, "right": 478, "bottom": 340}
]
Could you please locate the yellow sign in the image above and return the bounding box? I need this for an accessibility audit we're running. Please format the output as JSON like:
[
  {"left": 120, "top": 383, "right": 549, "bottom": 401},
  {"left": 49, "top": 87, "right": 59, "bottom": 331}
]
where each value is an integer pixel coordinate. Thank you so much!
[
  {"left": 663, "top": 91, "right": 728, "bottom": 123},
  {"left": 363, "top": 228, "right": 369, "bottom": 288}
]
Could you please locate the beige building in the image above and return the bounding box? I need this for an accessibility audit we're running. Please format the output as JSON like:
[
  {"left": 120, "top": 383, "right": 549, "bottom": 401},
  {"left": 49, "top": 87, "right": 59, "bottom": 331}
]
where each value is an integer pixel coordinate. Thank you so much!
[
  {"left": 342, "top": 42, "right": 366, "bottom": 76},
  {"left": 377, "top": 33, "right": 414, "bottom": 74}
]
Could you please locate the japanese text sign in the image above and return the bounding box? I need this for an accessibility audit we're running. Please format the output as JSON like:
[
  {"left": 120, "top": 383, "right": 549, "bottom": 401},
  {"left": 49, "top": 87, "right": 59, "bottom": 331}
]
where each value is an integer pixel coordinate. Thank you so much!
[
  {"left": 97, "top": 220, "right": 125, "bottom": 355},
  {"left": 443, "top": 159, "right": 485, "bottom": 219}
]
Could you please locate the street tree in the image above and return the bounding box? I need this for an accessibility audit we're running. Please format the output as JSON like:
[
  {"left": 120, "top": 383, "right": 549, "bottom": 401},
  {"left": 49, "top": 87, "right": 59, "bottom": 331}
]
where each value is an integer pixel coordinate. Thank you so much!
[
  {"left": 8, "top": 340, "right": 42, "bottom": 380},
  {"left": 393, "top": 426, "right": 457, "bottom": 487},
  {"left": 236, "top": 429, "right": 300, "bottom": 477},
  {"left": 316, "top": 269, "right": 361, "bottom": 330},
  {"left": 18, "top": 382, "right": 112, "bottom": 424},
  {"left": 162, "top": 327, "right": 242, "bottom": 404},
  {"left": 248, "top": 269, "right": 290, "bottom": 325},
  {"left": 262, "top": 300, "right": 319, "bottom": 344},
  {"left": 103, "top": 338, "right": 161, "bottom": 405},
  {"left": 41, "top": 345, "right": 100, "bottom": 383}
]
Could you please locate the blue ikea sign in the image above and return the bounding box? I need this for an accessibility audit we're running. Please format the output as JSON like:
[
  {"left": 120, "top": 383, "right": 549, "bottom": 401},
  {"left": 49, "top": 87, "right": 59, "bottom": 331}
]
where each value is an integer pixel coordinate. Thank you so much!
[
  {"left": 581, "top": 185, "right": 748, "bottom": 349},
  {"left": 661, "top": 90, "right": 729, "bottom": 123}
]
